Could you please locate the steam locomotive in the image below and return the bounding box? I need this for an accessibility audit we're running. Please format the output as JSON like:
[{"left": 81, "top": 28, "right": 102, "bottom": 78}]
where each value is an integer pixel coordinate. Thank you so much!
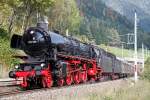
[{"left": 9, "top": 19, "right": 134, "bottom": 89}]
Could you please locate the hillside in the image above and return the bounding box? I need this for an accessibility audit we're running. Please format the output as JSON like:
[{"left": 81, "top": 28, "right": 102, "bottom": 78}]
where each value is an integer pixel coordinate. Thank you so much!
[
  {"left": 77, "top": 0, "right": 150, "bottom": 49},
  {"left": 101, "top": 0, "right": 150, "bottom": 48},
  {"left": 77, "top": 0, "right": 134, "bottom": 46},
  {"left": 102, "top": 0, "right": 150, "bottom": 32}
]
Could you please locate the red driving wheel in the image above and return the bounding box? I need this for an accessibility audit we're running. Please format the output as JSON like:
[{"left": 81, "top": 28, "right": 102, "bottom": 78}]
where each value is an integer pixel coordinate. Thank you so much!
[
  {"left": 57, "top": 79, "right": 64, "bottom": 86},
  {"left": 42, "top": 76, "right": 53, "bottom": 88},
  {"left": 66, "top": 75, "right": 73, "bottom": 85},
  {"left": 21, "top": 77, "right": 28, "bottom": 88},
  {"left": 46, "top": 76, "right": 53, "bottom": 88},
  {"left": 81, "top": 71, "right": 87, "bottom": 83},
  {"left": 42, "top": 77, "right": 46, "bottom": 88},
  {"left": 74, "top": 72, "right": 80, "bottom": 84}
]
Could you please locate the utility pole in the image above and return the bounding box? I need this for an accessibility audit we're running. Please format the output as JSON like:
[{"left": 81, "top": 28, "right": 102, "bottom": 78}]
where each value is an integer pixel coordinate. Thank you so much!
[
  {"left": 134, "top": 11, "right": 138, "bottom": 82},
  {"left": 142, "top": 43, "right": 144, "bottom": 71},
  {"left": 146, "top": 47, "right": 148, "bottom": 57},
  {"left": 121, "top": 44, "right": 124, "bottom": 58}
]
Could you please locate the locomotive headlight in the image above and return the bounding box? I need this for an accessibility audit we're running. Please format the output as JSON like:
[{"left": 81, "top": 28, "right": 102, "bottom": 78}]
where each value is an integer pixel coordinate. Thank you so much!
[
  {"left": 41, "top": 63, "right": 45, "bottom": 67},
  {"left": 15, "top": 65, "right": 19, "bottom": 69}
]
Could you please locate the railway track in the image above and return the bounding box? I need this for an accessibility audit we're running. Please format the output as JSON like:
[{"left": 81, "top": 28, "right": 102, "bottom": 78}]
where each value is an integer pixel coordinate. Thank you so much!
[
  {"left": 0, "top": 84, "right": 80, "bottom": 97},
  {"left": 0, "top": 77, "right": 131, "bottom": 98},
  {"left": 0, "top": 90, "right": 21, "bottom": 97},
  {"left": 0, "top": 78, "right": 22, "bottom": 87},
  {"left": 0, "top": 78, "right": 22, "bottom": 97}
]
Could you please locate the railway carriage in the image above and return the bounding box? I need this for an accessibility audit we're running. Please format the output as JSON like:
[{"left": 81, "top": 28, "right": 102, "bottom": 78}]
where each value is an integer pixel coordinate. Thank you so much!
[{"left": 114, "top": 59, "right": 134, "bottom": 78}]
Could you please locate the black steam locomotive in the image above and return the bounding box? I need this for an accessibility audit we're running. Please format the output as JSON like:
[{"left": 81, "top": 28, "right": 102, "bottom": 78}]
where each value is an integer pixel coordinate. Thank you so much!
[{"left": 9, "top": 20, "right": 134, "bottom": 89}]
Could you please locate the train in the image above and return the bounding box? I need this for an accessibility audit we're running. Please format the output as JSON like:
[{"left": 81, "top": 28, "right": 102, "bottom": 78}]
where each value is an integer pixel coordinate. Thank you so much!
[{"left": 9, "top": 19, "right": 134, "bottom": 89}]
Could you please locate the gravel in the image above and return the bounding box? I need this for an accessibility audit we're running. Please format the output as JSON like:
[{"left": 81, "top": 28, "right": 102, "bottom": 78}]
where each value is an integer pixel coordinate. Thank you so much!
[{"left": 0, "top": 78, "right": 134, "bottom": 100}]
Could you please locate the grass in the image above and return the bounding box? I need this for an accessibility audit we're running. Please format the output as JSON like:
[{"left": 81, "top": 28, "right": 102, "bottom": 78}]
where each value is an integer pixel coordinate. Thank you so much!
[
  {"left": 59, "top": 78, "right": 150, "bottom": 100},
  {"left": 100, "top": 45, "right": 150, "bottom": 60},
  {"left": 87, "top": 80, "right": 150, "bottom": 100}
]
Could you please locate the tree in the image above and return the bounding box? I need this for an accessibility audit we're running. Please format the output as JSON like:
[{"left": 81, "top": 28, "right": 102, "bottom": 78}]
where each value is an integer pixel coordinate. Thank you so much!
[
  {"left": 0, "top": 0, "right": 54, "bottom": 34},
  {"left": 0, "top": 1, "right": 12, "bottom": 34},
  {"left": 48, "top": 0, "right": 81, "bottom": 34},
  {"left": 107, "top": 28, "right": 121, "bottom": 46},
  {"left": 19, "top": 0, "right": 54, "bottom": 30}
]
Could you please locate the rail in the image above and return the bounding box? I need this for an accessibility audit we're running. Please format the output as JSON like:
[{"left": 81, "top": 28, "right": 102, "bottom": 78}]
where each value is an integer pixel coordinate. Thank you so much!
[
  {"left": 0, "top": 77, "right": 133, "bottom": 97},
  {"left": 0, "top": 78, "right": 22, "bottom": 87}
]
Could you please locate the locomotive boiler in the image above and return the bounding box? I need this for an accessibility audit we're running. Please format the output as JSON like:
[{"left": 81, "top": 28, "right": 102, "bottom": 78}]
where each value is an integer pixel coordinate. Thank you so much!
[{"left": 9, "top": 18, "right": 134, "bottom": 89}]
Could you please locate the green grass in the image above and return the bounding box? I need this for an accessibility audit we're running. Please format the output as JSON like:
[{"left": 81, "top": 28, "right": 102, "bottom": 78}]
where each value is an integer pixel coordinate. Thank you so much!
[
  {"left": 100, "top": 45, "right": 150, "bottom": 60},
  {"left": 87, "top": 80, "right": 150, "bottom": 100},
  {"left": 62, "top": 79, "right": 150, "bottom": 100}
]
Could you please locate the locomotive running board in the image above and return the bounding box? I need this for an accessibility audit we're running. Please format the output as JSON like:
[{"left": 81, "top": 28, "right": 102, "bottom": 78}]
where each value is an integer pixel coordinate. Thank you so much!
[{"left": 57, "top": 53, "right": 96, "bottom": 62}]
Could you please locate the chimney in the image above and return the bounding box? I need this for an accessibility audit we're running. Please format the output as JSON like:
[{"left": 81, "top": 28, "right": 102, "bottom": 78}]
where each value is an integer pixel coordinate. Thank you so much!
[{"left": 37, "top": 16, "right": 49, "bottom": 31}]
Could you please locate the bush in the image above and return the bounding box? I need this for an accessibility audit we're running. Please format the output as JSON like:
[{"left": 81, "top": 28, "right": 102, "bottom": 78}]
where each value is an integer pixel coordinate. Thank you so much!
[
  {"left": 142, "top": 57, "right": 150, "bottom": 81},
  {"left": 2, "top": 39, "right": 19, "bottom": 68},
  {"left": 0, "top": 28, "right": 18, "bottom": 69},
  {"left": 0, "top": 28, "right": 9, "bottom": 38}
]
